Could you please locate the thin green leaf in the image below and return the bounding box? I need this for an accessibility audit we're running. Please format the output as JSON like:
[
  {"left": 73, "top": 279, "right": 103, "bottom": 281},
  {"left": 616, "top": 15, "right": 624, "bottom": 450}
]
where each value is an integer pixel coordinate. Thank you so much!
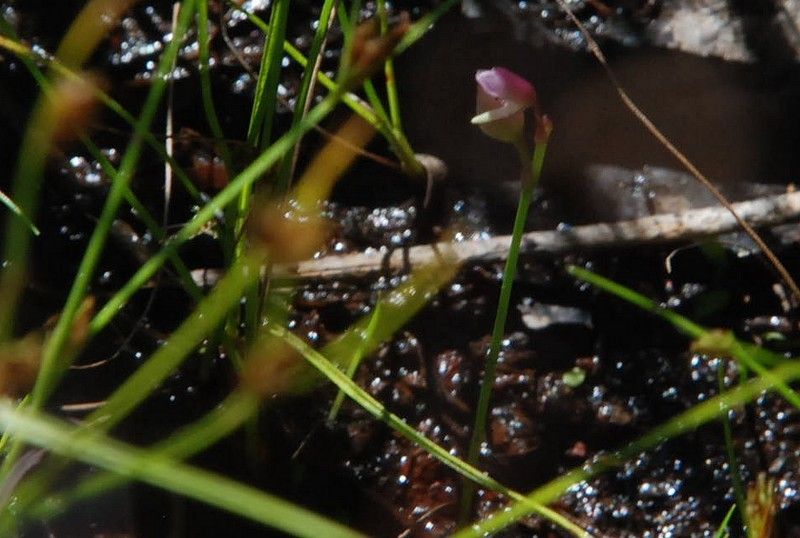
[
  {"left": 376, "top": 0, "right": 402, "bottom": 130},
  {"left": 395, "top": 0, "right": 460, "bottom": 54},
  {"left": 567, "top": 265, "right": 800, "bottom": 408},
  {"left": 247, "top": 0, "right": 291, "bottom": 150},
  {"left": 274, "top": 0, "right": 338, "bottom": 192},
  {"left": 89, "top": 252, "right": 260, "bottom": 429},
  {"left": 0, "top": 189, "right": 38, "bottom": 236},
  {"left": 25, "top": 391, "right": 259, "bottom": 524},
  {"left": 0, "top": 0, "right": 198, "bottom": 482},
  {"left": 0, "top": 252, "right": 261, "bottom": 528},
  {"left": 88, "top": 82, "right": 348, "bottom": 338},
  {"left": 328, "top": 299, "right": 382, "bottom": 422},
  {"left": 718, "top": 364, "right": 747, "bottom": 532},
  {"left": 0, "top": 35, "right": 204, "bottom": 204},
  {"left": 714, "top": 504, "right": 737, "bottom": 538}
]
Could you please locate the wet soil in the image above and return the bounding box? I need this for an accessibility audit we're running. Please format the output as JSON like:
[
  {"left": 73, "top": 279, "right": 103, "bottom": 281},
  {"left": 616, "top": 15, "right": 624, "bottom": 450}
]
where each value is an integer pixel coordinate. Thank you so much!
[{"left": 3, "top": 1, "right": 800, "bottom": 537}]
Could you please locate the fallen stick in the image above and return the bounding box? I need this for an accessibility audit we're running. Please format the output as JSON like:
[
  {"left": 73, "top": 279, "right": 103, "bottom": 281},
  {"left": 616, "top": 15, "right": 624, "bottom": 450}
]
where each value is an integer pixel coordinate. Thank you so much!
[{"left": 267, "top": 190, "right": 800, "bottom": 280}]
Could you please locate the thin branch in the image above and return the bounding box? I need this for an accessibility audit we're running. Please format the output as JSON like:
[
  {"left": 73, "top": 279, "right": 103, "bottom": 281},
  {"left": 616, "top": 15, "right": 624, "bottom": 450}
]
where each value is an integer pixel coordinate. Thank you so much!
[{"left": 271, "top": 190, "right": 800, "bottom": 280}]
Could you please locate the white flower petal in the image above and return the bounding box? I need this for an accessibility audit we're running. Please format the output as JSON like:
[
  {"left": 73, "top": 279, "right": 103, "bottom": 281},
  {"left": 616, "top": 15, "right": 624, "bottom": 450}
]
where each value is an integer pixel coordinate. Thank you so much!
[{"left": 470, "top": 102, "right": 524, "bottom": 125}]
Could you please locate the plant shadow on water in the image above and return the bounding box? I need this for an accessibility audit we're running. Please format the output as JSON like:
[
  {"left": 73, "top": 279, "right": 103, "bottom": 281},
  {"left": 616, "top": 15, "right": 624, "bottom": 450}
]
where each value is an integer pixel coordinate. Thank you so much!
[{"left": 2, "top": 0, "right": 800, "bottom": 536}]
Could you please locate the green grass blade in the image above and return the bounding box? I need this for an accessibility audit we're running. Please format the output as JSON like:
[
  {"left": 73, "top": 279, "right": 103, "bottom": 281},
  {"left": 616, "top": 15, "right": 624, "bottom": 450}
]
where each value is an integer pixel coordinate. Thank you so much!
[
  {"left": 0, "top": 1, "right": 199, "bottom": 483},
  {"left": 337, "top": 2, "right": 391, "bottom": 123},
  {"left": 247, "top": 0, "right": 291, "bottom": 150},
  {"left": 238, "top": 0, "right": 290, "bottom": 342},
  {"left": 714, "top": 504, "right": 737, "bottom": 538},
  {"left": 196, "top": 0, "right": 233, "bottom": 168},
  {"left": 360, "top": 79, "right": 391, "bottom": 125},
  {"left": 27, "top": 258, "right": 452, "bottom": 522},
  {"left": 28, "top": 257, "right": 454, "bottom": 520},
  {"left": 0, "top": 35, "right": 204, "bottom": 204},
  {"left": 0, "top": 189, "right": 38, "bottom": 236},
  {"left": 286, "top": 258, "right": 461, "bottom": 394},
  {"left": 234, "top": 0, "right": 424, "bottom": 176},
  {"left": 0, "top": 401, "right": 364, "bottom": 538},
  {"left": 455, "top": 265, "right": 800, "bottom": 536},
  {"left": 28, "top": 0, "right": 198, "bottom": 409},
  {"left": 718, "top": 364, "right": 747, "bottom": 532},
  {"left": 0, "top": 253, "right": 261, "bottom": 526},
  {"left": 567, "top": 265, "right": 800, "bottom": 409},
  {"left": 195, "top": 0, "right": 236, "bottom": 260},
  {"left": 376, "top": 0, "right": 402, "bottom": 130},
  {"left": 82, "top": 135, "right": 204, "bottom": 302},
  {"left": 0, "top": 30, "right": 202, "bottom": 300},
  {"left": 238, "top": 0, "right": 291, "bottom": 269},
  {"left": 568, "top": 265, "right": 706, "bottom": 336},
  {"left": 89, "top": 84, "right": 347, "bottom": 337},
  {"left": 25, "top": 258, "right": 452, "bottom": 523},
  {"left": 395, "top": 0, "right": 460, "bottom": 54},
  {"left": 88, "top": 252, "right": 260, "bottom": 429},
  {"left": 336, "top": 5, "right": 425, "bottom": 175},
  {"left": 25, "top": 391, "right": 259, "bottom": 524},
  {"left": 0, "top": 88, "right": 56, "bottom": 339},
  {"left": 274, "top": 0, "right": 338, "bottom": 192},
  {"left": 224, "top": 1, "right": 380, "bottom": 130},
  {"left": 328, "top": 299, "right": 382, "bottom": 422}
]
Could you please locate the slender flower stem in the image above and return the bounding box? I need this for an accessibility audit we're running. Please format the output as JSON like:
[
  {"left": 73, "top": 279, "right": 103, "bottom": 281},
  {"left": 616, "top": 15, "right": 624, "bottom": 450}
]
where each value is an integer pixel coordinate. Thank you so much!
[{"left": 463, "top": 139, "right": 549, "bottom": 514}]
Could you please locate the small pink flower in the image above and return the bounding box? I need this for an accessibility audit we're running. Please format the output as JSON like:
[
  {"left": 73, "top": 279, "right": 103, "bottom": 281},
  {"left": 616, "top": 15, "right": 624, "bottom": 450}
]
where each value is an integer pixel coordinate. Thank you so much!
[{"left": 471, "top": 67, "right": 537, "bottom": 143}]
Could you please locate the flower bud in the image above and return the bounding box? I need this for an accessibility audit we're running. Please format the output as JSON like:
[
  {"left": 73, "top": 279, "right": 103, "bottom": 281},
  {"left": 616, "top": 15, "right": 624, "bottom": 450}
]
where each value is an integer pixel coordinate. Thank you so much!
[{"left": 470, "top": 67, "right": 537, "bottom": 144}]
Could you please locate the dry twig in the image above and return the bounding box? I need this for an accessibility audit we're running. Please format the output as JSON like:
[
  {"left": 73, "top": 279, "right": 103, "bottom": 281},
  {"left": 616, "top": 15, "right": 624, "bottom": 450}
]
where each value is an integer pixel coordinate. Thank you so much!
[{"left": 262, "top": 190, "right": 800, "bottom": 280}]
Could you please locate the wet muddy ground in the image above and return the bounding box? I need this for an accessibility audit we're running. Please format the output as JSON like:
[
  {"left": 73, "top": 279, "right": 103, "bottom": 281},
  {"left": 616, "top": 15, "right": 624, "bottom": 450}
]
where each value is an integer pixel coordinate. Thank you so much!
[{"left": 3, "top": 0, "right": 800, "bottom": 536}]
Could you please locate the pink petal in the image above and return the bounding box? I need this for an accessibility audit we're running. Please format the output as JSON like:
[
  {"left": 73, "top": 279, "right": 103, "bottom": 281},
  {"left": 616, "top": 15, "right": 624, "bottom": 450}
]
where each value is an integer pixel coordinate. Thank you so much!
[{"left": 475, "top": 67, "right": 536, "bottom": 107}]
